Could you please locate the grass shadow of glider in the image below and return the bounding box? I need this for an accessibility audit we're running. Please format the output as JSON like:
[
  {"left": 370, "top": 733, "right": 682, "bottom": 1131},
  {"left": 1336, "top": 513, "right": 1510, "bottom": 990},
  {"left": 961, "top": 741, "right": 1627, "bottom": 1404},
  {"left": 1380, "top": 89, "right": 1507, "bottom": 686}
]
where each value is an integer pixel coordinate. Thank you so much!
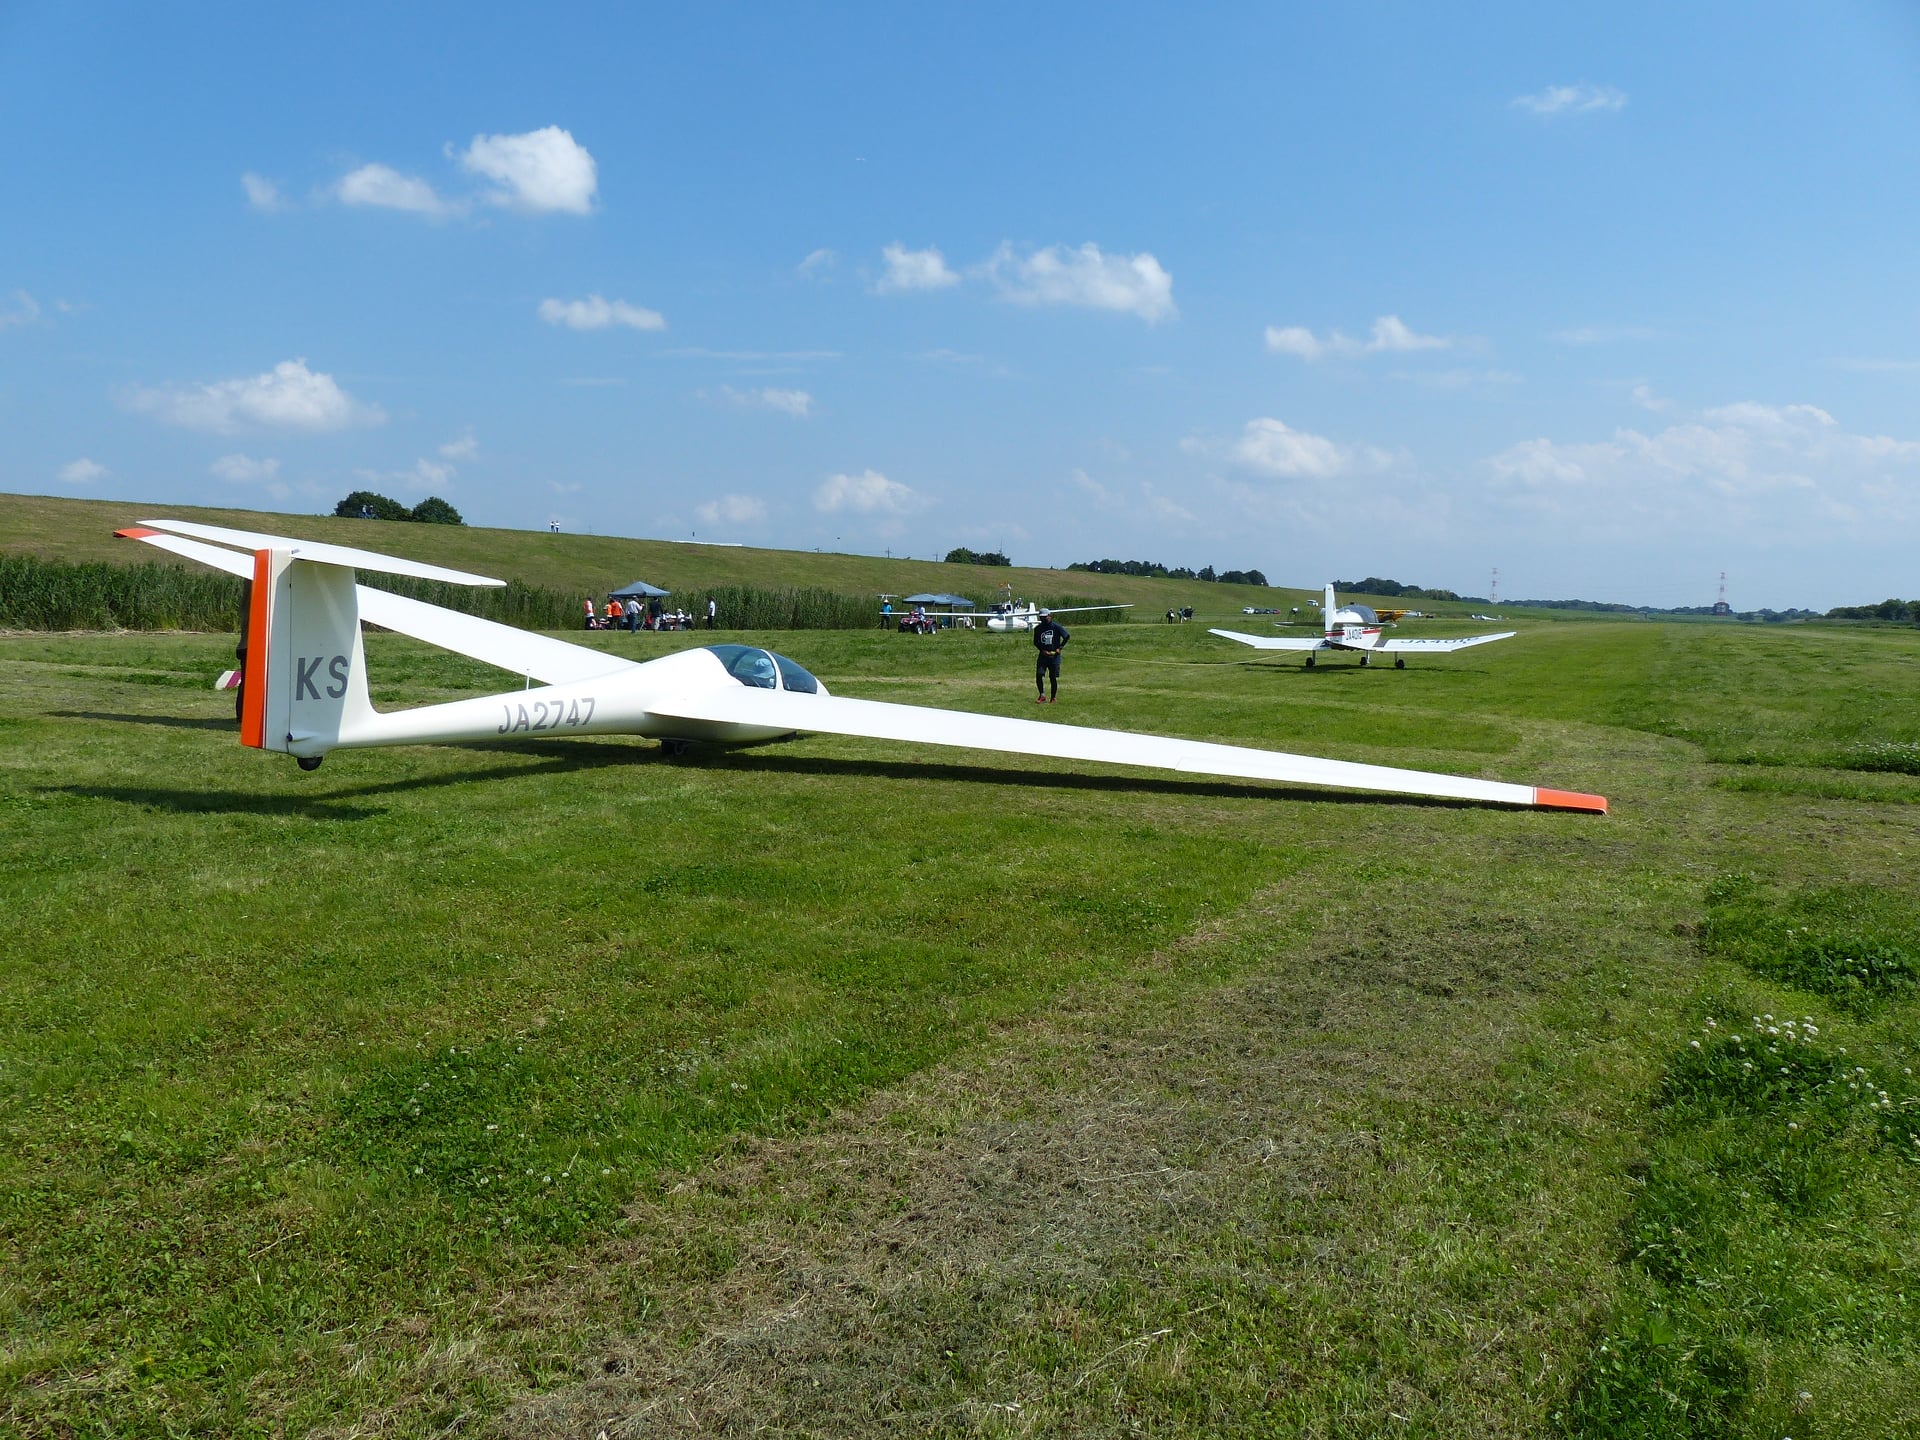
[
  {"left": 40, "top": 747, "right": 643, "bottom": 818},
  {"left": 693, "top": 748, "right": 1501, "bottom": 810},
  {"left": 52, "top": 709, "right": 239, "bottom": 732}
]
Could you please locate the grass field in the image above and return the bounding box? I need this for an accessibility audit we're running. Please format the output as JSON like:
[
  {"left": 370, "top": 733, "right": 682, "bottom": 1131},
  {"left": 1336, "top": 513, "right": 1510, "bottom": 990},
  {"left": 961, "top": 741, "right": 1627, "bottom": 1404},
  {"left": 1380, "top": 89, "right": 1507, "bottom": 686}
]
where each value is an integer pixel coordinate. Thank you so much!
[{"left": 4, "top": 574, "right": 1920, "bottom": 1434}]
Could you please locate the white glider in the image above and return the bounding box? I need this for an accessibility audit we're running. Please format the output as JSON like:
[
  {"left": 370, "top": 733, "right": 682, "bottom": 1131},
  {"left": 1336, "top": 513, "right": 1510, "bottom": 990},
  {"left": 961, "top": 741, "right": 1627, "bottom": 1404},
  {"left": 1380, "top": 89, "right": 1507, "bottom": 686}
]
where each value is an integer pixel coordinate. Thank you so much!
[
  {"left": 1211, "top": 583, "right": 1516, "bottom": 668},
  {"left": 115, "top": 521, "right": 1605, "bottom": 813}
]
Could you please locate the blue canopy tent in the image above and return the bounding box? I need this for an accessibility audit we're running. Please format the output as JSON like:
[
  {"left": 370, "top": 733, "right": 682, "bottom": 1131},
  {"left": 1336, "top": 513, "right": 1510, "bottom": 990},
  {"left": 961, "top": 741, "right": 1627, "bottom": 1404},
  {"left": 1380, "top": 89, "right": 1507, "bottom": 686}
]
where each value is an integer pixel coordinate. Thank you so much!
[
  {"left": 610, "top": 580, "right": 671, "bottom": 599},
  {"left": 902, "top": 592, "right": 975, "bottom": 629}
]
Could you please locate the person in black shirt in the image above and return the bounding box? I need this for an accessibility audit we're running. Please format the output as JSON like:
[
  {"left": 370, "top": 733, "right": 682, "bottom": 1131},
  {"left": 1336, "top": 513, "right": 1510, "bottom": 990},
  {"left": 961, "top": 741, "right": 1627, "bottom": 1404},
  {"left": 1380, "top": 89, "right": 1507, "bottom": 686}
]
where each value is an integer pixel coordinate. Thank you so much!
[{"left": 1032, "top": 611, "right": 1069, "bottom": 702}]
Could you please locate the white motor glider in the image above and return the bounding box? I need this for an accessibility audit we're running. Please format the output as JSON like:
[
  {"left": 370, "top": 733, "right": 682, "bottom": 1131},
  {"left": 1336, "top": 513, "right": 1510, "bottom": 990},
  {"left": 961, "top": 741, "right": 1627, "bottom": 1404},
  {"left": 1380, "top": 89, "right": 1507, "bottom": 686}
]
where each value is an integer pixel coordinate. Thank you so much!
[
  {"left": 1210, "top": 583, "right": 1516, "bottom": 669},
  {"left": 115, "top": 521, "right": 1604, "bottom": 813},
  {"left": 890, "top": 600, "right": 1132, "bottom": 632}
]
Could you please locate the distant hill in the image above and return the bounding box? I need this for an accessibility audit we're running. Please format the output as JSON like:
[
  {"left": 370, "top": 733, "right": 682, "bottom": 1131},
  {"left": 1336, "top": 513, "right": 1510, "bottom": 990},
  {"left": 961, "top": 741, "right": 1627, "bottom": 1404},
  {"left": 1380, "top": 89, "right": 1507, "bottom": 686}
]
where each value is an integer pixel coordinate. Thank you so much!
[{"left": 0, "top": 491, "right": 1319, "bottom": 621}]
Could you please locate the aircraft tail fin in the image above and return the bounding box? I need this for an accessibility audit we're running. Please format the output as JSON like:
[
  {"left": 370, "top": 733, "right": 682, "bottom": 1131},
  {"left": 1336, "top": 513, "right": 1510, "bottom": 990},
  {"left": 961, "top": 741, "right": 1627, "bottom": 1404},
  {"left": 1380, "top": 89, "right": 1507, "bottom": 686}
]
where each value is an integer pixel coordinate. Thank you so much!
[
  {"left": 1324, "top": 582, "right": 1338, "bottom": 637},
  {"left": 242, "top": 550, "right": 376, "bottom": 757}
]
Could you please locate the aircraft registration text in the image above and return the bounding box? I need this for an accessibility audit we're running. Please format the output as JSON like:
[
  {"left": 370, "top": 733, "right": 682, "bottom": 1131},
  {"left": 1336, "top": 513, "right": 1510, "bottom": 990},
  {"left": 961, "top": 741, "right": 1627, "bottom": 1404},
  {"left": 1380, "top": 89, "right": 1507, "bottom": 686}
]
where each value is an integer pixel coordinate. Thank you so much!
[{"left": 498, "top": 697, "right": 596, "bottom": 734}]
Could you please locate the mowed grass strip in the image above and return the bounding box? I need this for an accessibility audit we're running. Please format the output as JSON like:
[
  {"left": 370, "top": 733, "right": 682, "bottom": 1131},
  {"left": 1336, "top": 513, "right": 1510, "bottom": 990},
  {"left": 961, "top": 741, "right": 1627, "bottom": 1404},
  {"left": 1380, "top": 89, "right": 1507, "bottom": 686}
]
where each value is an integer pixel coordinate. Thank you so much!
[{"left": 1, "top": 617, "right": 1916, "bottom": 1435}]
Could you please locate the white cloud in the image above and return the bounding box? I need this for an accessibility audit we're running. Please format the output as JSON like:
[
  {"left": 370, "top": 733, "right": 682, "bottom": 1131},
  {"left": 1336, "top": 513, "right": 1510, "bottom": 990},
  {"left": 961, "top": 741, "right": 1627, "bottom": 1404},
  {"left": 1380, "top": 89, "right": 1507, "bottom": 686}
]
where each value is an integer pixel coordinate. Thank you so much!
[
  {"left": 984, "top": 242, "right": 1176, "bottom": 323},
  {"left": 814, "top": 469, "right": 924, "bottom": 514},
  {"left": 875, "top": 243, "right": 960, "bottom": 293},
  {"left": 1265, "top": 314, "right": 1449, "bottom": 361},
  {"left": 1513, "top": 83, "right": 1628, "bottom": 117},
  {"left": 538, "top": 295, "right": 666, "bottom": 332},
  {"left": 123, "top": 358, "right": 386, "bottom": 434},
  {"left": 696, "top": 494, "right": 768, "bottom": 526},
  {"left": 712, "top": 384, "right": 813, "bottom": 417},
  {"left": 438, "top": 433, "right": 479, "bottom": 461},
  {"left": 58, "top": 457, "right": 107, "bottom": 485},
  {"left": 459, "top": 126, "right": 597, "bottom": 214},
  {"left": 1185, "top": 417, "right": 1397, "bottom": 482},
  {"left": 242, "top": 172, "right": 290, "bottom": 212},
  {"left": 1487, "top": 401, "right": 1920, "bottom": 534},
  {"left": 1630, "top": 383, "right": 1672, "bottom": 413},
  {"left": 1227, "top": 418, "right": 1354, "bottom": 480},
  {"left": 210, "top": 453, "right": 280, "bottom": 484},
  {"left": 0, "top": 290, "right": 42, "bottom": 330},
  {"left": 336, "top": 163, "right": 451, "bottom": 216},
  {"left": 798, "top": 248, "right": 837, "bottom": 279}
]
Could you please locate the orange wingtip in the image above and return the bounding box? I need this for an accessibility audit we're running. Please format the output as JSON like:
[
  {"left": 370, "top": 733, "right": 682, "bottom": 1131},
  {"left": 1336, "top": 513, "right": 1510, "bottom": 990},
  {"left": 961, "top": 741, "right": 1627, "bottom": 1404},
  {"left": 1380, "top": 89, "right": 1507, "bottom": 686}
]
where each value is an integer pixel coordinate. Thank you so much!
[
  {"left": 1535, "top": 788, "right": 1609, "bottom": 814},
  {"left": 115, "top": 526, "right": 161, "bottom": 539}
]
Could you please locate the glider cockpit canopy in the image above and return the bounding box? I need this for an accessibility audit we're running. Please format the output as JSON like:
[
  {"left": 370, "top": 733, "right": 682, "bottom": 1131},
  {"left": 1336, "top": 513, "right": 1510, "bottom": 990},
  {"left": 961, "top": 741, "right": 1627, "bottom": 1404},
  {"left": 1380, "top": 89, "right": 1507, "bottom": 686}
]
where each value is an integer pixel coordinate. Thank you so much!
[{"left": 706, "top": 644, "right": 822, "bottom": 695}]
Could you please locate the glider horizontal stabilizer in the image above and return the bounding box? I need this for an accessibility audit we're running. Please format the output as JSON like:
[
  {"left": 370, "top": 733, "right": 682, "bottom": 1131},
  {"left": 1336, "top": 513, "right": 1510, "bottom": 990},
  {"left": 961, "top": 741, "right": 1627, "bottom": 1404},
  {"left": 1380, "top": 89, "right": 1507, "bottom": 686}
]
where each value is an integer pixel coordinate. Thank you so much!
[
  {"left": 132, "top": 518, "right": 506, "bottom": 587},
  {"left": 115, "top": 526, "right": 634, "bottom": 687}
]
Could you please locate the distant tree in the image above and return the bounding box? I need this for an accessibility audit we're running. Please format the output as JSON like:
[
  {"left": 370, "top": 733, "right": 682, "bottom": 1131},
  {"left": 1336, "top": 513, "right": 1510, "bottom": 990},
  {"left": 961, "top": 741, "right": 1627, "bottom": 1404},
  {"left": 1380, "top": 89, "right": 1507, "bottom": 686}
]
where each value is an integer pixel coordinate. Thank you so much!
[
  {"left": 1218, "top": 569, "right": 1268, "bottom": 587},
  {"left": 944, "top": 546, "right": 1010, "bottom": 566},
  {"left": 335, "top": 490, "right": 410, "bottom": 521},
  {"left": 1198, "top": 565, "right": 1217, "bottom": 582},
  {"left": 409, "top": 496, "right": 464, "bottom": 525}
]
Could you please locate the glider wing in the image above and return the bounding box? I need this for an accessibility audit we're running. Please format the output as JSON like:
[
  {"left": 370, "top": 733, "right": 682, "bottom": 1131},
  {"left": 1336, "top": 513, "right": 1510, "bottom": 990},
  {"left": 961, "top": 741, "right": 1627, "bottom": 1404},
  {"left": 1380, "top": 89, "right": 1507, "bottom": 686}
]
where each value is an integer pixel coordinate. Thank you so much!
[{"left": 646, "top": 686, "right": 1605, "bottom": 812}]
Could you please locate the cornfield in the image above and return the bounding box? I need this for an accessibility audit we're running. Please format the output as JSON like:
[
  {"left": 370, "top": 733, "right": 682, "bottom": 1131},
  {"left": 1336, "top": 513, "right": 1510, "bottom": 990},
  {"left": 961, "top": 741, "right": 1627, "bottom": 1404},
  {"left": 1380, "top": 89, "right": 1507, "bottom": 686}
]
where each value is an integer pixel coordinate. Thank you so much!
[
  {"left": 0, "top": 557, "right": 1002, "bottom": 633},
  {"left": 0, "top": 556, "right": 246, "bottom": 631}
]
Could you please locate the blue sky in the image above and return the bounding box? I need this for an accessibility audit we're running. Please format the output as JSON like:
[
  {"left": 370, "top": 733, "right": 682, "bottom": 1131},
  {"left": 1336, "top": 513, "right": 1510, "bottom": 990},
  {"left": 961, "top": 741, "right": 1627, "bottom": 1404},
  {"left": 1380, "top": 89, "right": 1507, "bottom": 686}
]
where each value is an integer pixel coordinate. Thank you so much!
[{"left": 4, "top": 1, "right": 1917, "bottom": 607}]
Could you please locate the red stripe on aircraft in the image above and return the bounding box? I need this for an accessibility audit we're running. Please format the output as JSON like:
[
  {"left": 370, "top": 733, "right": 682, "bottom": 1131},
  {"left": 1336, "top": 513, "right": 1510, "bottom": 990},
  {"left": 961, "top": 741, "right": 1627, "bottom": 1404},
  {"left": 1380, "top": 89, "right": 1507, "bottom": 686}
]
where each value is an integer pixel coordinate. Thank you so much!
[{"left": 240, "top": 549, "right": 271, "bottom": 749}]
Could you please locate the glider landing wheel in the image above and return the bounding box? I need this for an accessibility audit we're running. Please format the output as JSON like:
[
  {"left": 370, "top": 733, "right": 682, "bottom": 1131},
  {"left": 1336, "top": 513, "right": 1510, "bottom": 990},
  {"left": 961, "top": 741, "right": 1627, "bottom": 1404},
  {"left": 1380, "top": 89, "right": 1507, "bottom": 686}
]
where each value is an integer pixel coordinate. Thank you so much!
[
  {"left": 1394, "top": 657, "right": 1405, "bottom": 669},
  {"left": 661, "top": 738, "right": 694, "bottom": 759},
  {"left": 296, "top": 755, "right": 323, "bottom": 772},
  {"left": 1360, "top": 654, "right": 1371, "bottom": 667},
  {"left": 1303, "top": 655, "right": 1315, "bottom": 669}
]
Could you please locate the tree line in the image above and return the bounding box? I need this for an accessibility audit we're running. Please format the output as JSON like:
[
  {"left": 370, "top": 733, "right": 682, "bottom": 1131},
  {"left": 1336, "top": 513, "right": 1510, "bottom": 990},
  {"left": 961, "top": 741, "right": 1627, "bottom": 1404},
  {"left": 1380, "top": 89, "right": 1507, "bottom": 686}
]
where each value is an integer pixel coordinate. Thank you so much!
[
  {"left": 1067, "top": 559, "right": 1268, "bottom": 586},
  {"left": 333, "top": 491, "right": 464, "bottom": 525},
  {"left": 943, "top": 547, "right": 1011, "bottom": 566}
]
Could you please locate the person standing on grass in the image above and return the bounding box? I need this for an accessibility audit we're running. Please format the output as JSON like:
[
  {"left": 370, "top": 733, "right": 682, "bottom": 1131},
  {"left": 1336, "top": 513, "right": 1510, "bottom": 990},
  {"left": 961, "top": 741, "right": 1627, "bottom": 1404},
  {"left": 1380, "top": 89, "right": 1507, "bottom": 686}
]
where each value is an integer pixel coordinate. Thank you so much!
[
  {"left": 707, "top": 595, "right": 718, "bottom": 629},
  {"left": 1032, "top": 609, "right": 1069, "bottom": 703},
  {"left": 624, "top": 596, "right": 641, "bottom": 633}
]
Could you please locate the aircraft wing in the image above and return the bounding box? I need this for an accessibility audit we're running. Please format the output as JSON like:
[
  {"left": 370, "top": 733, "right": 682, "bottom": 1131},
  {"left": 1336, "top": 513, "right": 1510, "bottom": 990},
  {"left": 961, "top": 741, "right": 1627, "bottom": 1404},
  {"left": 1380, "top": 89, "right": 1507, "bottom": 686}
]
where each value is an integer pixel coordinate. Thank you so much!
[
  {"left": 1374, "top": 631, "right": 1515, "bottom": 652},
  {"left": 1207, "top": 628, "right": 1327, "bottom": 652},
  {"left": 645, "top": 687, "right": 1605, "bottom": 812},
  {"left": 116, "top": 525, "right": 637, "bottom": 688}
]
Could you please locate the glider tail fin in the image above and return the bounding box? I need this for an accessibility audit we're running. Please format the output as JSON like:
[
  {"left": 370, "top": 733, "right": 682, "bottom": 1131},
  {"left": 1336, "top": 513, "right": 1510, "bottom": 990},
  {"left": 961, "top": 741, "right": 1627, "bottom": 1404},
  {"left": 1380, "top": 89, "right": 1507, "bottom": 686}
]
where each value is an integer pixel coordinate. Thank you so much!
[
  {"left": 241, "top": 550, "right": 374, "bottom": 757},
  {"left": 1324, "top": 582, "right": 1338, "bottom": 637}
]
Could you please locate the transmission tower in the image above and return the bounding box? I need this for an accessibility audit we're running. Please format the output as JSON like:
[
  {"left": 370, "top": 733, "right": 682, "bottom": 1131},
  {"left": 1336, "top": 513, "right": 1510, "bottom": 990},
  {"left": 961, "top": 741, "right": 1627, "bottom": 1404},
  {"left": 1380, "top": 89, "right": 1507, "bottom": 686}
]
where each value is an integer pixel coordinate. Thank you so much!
[
  {"left": 1714, "top": 571, "right": 1731, "bottom": 617},
  {"left": 1489, "top": 567, "right": 1499, "bottom": 607}
]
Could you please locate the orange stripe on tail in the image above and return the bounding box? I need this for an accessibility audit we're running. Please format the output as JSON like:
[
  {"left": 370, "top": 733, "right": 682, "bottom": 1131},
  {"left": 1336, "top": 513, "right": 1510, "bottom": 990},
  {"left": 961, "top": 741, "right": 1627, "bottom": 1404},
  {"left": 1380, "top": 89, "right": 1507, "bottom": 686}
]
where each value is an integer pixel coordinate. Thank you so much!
[
  {"left": 114, "top": 526, "right": 162, "bottom": 540},
  {"left": 1534, "top": 788, "right": 1608, "bottom": 814},
  {"left": 240, "top": 550, "right": 271, "bottom": 749}
]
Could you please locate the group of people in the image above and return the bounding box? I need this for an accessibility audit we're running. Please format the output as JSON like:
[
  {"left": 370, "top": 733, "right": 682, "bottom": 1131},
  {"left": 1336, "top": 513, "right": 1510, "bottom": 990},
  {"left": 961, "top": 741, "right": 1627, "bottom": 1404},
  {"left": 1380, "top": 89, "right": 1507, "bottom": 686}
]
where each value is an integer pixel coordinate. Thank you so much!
[
  {"left": 1164, "top": 606, "right": 1194, "bottom": 623},
  {"left": 584, "top": 596, "right": 719, "bottom": 632}
]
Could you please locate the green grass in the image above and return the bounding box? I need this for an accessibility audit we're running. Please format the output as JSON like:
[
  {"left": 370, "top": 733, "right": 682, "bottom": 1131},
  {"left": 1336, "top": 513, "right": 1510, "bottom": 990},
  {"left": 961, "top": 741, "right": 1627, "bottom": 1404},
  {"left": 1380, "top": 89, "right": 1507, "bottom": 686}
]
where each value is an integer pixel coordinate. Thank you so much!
[{"left": 3, "top": 608, "right": 1918, "bottom": 1435}]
